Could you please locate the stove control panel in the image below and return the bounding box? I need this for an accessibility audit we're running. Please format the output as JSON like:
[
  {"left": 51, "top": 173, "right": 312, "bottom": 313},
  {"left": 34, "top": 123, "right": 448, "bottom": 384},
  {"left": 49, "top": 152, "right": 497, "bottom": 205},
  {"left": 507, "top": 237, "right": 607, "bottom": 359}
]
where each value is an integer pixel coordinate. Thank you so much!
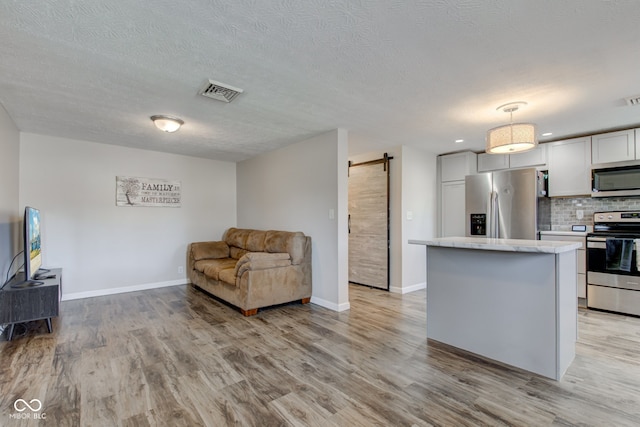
[{"left": 594, "top": 211, "right": 640, "bottom": 223}]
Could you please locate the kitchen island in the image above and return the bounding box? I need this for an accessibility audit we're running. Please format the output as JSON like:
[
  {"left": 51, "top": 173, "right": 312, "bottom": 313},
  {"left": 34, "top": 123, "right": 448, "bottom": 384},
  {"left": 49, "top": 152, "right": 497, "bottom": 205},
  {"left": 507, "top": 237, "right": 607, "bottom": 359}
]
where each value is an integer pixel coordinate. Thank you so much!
[{"left": 410, "top": 237, "right": 581, "bottom": 381}]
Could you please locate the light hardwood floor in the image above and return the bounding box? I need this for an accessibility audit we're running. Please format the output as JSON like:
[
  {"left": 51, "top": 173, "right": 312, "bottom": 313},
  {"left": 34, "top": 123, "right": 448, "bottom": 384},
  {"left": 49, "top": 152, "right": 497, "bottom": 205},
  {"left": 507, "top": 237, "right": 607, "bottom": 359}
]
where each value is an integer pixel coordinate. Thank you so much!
[{"left": 1, "top": 284, "right": 640, "bottom": 426}]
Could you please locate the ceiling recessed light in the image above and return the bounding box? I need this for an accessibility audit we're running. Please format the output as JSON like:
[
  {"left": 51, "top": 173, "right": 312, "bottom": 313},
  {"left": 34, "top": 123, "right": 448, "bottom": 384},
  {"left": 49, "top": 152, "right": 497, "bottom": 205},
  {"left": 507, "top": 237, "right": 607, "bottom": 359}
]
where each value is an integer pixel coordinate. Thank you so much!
[
  {"left": 455, "top": 139, "right": 464, "bottom": 143},
  {"left": 542, "top": 132, "right": 553, "bottom": 137}
]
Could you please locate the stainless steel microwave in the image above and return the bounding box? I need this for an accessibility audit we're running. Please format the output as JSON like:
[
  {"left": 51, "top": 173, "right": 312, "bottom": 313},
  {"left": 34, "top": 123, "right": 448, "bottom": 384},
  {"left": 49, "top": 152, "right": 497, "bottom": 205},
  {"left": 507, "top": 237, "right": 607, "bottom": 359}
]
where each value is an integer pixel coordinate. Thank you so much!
[{"left": 592, "top": 161, "right": 640, "bottom": 197}]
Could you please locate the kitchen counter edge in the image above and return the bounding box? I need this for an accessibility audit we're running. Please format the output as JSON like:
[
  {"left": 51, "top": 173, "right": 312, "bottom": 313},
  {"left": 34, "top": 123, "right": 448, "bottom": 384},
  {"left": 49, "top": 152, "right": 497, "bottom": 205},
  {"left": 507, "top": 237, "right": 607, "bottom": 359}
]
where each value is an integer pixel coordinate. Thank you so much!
[{"left": 409, "top": 237, "right": 582, "bottom": 254}]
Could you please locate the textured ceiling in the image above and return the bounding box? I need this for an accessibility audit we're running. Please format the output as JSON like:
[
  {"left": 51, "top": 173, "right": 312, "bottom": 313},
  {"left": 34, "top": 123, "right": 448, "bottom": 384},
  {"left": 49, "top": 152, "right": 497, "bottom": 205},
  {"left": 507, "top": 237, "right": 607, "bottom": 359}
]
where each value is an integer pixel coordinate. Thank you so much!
[{"left": 1, "top": 0, "right": 640, "bottom": 161}]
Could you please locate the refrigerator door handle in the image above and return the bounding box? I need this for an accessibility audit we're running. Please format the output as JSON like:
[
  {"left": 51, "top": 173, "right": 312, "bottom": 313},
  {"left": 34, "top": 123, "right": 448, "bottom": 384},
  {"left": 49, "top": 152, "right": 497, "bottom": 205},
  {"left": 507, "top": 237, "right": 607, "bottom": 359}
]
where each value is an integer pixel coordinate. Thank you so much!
[
  {"left": 492, "top": 191, "right": 499, "bottom": 238},
  {"left": 486, "top": 191, "right": 494, "bottom": 238}
]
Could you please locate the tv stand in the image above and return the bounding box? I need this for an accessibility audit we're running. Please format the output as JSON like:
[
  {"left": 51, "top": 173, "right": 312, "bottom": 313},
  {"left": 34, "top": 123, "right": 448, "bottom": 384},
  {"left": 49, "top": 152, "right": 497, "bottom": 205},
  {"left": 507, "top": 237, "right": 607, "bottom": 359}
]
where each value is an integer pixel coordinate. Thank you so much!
[{"left": 1, "top": 268, "right": 61, "bottom": 340}]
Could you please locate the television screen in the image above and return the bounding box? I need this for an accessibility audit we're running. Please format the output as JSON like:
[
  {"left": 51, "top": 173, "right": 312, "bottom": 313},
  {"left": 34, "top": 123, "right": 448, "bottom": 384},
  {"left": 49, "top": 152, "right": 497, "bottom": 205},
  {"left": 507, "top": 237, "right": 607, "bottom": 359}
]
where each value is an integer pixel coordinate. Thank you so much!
[{"left": 24, "top": 206, "right": 42, "bottom": 281}]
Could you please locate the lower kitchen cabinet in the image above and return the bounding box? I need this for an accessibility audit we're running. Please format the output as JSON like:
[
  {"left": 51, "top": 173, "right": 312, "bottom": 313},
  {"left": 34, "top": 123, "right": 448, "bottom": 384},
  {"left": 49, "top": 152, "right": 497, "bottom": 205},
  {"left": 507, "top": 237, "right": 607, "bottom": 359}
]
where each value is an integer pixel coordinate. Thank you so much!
[{"left": 540, "top": 232, "right": 587, "bottom": 306}]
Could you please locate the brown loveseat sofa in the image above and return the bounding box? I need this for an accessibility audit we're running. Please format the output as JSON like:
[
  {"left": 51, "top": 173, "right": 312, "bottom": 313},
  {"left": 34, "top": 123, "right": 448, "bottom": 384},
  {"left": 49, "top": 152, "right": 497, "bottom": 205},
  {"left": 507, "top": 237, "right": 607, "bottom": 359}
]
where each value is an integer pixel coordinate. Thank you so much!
[{"left": 187, "top": 228, "right": 312, "bottom": 316}]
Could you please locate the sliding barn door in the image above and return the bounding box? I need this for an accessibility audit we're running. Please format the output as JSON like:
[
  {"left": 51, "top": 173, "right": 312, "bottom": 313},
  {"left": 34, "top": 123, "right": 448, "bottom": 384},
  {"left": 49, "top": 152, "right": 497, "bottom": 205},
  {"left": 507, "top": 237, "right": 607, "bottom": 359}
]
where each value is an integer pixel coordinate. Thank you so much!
[{"left": 348, "top": 155, "right": 390, "bottom": 290}]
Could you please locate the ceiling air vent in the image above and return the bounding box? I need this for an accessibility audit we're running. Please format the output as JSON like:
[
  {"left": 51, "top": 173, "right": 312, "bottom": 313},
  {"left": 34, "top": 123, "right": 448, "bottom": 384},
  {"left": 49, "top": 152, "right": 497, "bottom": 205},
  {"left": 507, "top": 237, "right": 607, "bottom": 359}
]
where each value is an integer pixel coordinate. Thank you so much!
[
  {"left": 624, "top": 95, "right": 640, "bottom": 106},
  {"left": 199, "top": 79, "right": 243, "bottom": 103}
]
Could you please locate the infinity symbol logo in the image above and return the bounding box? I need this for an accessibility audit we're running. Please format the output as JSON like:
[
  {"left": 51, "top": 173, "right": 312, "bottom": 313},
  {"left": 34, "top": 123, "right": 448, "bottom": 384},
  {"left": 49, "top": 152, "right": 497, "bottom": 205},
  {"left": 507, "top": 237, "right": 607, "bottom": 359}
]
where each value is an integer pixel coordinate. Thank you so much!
[{"left": 14, "top": 398, "right": 42, "bottom": 412}]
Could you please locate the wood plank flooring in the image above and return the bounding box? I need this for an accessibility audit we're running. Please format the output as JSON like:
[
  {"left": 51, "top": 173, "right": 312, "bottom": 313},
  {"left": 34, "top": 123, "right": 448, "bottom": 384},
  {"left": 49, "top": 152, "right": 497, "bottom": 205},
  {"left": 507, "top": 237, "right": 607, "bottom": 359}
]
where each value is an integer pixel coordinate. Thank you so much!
[{"left": 1, "top": 284, "right": 640, "bottom": 426}]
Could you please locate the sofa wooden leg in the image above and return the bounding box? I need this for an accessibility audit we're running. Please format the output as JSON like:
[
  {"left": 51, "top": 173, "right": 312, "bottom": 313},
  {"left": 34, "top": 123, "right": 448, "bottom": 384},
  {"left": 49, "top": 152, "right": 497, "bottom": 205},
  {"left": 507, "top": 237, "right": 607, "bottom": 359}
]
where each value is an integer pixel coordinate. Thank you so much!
[
  {"left": 301, "top": 297, "right": 311, "bottom": 304},
  {"left": 241, "top": 308, "right": 258, "bottom": 317}
]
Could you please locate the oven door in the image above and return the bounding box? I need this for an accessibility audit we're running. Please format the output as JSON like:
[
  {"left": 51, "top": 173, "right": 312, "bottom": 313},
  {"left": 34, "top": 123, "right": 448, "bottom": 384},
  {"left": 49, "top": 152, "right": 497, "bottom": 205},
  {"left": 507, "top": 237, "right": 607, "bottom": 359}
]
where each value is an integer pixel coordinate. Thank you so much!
[{"left": 587, "top": 236, "right": 640, "bottom": 290}]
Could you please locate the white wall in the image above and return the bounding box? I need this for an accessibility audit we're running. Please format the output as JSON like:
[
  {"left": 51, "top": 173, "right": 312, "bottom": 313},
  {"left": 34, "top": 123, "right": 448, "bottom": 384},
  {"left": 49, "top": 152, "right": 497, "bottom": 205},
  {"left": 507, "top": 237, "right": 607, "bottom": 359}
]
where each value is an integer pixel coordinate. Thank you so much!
[
  {"left": 400, "top": 145, "right": 437, "bottom": 292},
  {"left": 19, "top": 133, "right": 236, "bottom": 299},
  {"left": 0, "top": 104, "right": 20, "bottom": 281},
  {"left": 237, "top": 129, "right": 349, "bottom": 311}
]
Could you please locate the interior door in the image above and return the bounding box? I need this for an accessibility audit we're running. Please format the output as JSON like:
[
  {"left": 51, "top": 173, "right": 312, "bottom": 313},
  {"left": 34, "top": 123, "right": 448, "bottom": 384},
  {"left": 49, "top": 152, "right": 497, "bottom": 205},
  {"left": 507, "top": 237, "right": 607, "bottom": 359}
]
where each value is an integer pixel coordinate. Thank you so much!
[{"left": 348, "top": 156, "right": 390, "bottom": 290}]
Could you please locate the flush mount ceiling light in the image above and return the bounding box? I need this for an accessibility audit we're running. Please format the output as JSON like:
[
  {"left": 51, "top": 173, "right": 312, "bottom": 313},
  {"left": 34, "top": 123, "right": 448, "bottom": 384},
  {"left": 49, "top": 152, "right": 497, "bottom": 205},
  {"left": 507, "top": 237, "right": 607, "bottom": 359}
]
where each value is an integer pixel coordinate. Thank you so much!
[
  {"left": 486, "top": 102, "right": 537, "bottom": 154},
  {"left": 150, "top": 115, "right": 184, "bottom": 133}
]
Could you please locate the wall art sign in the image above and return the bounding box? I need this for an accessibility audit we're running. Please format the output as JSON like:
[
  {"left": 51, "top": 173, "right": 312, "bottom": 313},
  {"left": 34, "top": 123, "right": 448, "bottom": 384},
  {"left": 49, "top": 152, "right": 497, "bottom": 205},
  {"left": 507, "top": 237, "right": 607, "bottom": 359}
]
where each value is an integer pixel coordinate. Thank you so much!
[{"left": 116, "top": 176, "right": 181, "bottom": 207}]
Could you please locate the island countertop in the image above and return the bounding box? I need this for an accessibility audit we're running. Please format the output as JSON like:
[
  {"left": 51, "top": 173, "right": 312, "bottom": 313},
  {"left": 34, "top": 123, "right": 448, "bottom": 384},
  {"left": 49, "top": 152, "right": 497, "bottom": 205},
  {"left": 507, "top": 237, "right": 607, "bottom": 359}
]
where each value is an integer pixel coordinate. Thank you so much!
[{"left": 408, "top": 236, "right": 581, "bottom": 254}]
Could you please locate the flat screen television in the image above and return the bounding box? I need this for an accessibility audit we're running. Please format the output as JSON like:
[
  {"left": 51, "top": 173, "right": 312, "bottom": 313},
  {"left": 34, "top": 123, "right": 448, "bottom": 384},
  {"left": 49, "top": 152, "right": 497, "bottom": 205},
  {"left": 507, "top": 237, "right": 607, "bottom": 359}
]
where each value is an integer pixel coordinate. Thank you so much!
[{"left": 11, "top": 206, "right": 45, "bottom": 287}]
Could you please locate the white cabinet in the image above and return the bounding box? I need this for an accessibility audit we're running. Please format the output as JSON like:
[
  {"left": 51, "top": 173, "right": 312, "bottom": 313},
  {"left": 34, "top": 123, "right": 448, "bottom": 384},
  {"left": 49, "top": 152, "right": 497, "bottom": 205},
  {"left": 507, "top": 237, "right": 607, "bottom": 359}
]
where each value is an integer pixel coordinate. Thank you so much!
[
  {"left": 440, "top": 151, "right": 477, "bottom": 182},
  {"left": 548, "top": 137, "right": 592, "bottom": 197},
  {"left": 509, "top": 144, "right": 548, "bottom": 169},
  {"left": 540, "top": 233, "right": 587, "bottom": 304},
  {"left": 438, "top": 152, "right": 476, "bottom": 237},
  {"left": 591, "top": 129, "right": 636, "bottom": 164},
  {"left": 477, "top": 153, "right": 509, "bottom": 172},
  {"left": 441, "top": 181, "right": 466, "bottom": 237},
  {"left": 478, "top": 145, "right": 548, "bottom": 172}
]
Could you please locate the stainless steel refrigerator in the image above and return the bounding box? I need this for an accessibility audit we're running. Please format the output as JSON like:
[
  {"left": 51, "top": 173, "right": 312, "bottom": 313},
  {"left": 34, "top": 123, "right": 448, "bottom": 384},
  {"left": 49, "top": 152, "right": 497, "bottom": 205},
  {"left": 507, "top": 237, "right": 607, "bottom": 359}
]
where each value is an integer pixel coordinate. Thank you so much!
[{"left": 465, "top": 168, "right": 550, "bottom": 239}]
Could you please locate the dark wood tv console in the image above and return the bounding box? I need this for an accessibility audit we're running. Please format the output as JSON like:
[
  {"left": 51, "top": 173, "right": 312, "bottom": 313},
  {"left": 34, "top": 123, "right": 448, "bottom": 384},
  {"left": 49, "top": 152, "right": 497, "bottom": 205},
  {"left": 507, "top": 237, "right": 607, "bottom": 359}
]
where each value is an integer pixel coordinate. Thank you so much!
[{"left": 0, "top": 268, "right": 62, "bottom": 340}]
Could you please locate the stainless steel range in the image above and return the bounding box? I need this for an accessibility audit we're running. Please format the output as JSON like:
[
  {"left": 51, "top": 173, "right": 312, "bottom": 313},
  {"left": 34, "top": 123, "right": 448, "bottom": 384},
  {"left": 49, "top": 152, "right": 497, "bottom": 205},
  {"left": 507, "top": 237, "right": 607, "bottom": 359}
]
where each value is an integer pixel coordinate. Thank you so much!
[{"left": 587, "top": 211, "right": 640, "bottom": 316}]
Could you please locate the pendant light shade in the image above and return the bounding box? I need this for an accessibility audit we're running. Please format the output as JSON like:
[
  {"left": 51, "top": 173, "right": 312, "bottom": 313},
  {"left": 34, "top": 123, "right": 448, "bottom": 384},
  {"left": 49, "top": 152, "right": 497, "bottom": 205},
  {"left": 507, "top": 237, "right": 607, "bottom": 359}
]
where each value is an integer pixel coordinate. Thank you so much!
[
  {"left": 486, "top": 102, "right": 537, "bottom": 154},
  {"left": 150, "top": 115, "right": 184, "bottom": 133}
]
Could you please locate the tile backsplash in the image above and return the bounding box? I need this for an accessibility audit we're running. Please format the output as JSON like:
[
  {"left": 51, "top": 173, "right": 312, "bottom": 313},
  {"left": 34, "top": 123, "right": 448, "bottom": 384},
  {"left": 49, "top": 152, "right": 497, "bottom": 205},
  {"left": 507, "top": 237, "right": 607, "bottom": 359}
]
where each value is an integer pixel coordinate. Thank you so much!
[{"left": 551, "top": 197, "right": 640, "bottom": 230}]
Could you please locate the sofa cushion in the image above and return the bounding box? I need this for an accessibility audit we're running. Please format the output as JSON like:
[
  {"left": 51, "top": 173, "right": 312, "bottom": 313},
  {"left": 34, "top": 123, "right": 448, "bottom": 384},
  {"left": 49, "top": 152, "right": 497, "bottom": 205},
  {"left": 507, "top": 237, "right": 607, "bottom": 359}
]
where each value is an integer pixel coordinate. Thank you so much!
[
  {"left": 229, "top": 246, "right": 249, "bottom": 260},
  {"left": 218, "top": 268, "right": 237, "bottom": 285},
  {"left": 191, "top": 241, "right": 229, "bottom": 261},
  {"left": 245, "top": 230, "right": 267, "bottom": 251},
  {"left": 224, "top": 228, "right": 252, "bottom": 249},
  {"left": 225, "top": 228, "right": 267, "bottom": 252},
  {"left": 194, "top": 258, "right": 237, "bottom": 280},
  {"left": 265, "top": 231, "right": 306, "bottom": 265}
]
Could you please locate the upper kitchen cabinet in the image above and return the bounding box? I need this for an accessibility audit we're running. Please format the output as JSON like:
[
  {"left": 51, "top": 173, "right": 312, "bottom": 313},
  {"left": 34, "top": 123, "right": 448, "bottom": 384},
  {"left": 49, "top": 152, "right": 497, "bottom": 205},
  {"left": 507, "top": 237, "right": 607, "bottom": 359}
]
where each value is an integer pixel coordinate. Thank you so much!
[
  {"left": 439, "top": 151, "right": 477, "bottom": 182},
  {"left": 477, "top": 153, "right": 509, "bottom": 172},
  {"left": 509, "top": 144, "right": 548, "bottom": 169},
  {"left": 591, "top": 129, "right": 636, "bottom": 165},
  {"left": 477, "top": 144, "right": 547, "bottom": 172},
  {"left": 548, "top": 137, "right": 592, "bottom": 197}
]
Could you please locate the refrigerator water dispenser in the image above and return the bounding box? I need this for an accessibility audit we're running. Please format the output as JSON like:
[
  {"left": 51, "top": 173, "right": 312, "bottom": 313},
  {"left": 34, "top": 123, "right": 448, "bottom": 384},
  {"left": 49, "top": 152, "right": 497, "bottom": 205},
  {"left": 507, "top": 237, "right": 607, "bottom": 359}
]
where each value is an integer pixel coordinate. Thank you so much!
[{"left": 470, "top": 213, "right": 486, "bottom": 236}]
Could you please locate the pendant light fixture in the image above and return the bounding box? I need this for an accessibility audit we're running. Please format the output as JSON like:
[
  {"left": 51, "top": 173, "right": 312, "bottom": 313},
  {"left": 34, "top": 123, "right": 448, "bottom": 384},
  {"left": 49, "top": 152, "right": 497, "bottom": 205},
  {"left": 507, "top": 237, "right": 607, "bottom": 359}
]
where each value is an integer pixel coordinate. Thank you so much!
[
  {"left": 486, "top": 102, "right": 537, "bottom": 154},
  {"left": 150, "top": 115, "right": 184, "bottom": 133}
]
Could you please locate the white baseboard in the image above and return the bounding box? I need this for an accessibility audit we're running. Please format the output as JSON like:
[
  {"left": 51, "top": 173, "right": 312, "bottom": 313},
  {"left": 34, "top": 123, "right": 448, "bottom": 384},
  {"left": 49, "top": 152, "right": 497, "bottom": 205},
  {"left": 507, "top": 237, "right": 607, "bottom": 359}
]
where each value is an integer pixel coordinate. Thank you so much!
[
  {"left": 310, "top": 296, "right": 350, "bottom": 312},
  {"left": 389, "top": 282, "right": 426, "bottom": 294},
  {"left": 61, "top": 279, "right": 188, "bottom": 301}
]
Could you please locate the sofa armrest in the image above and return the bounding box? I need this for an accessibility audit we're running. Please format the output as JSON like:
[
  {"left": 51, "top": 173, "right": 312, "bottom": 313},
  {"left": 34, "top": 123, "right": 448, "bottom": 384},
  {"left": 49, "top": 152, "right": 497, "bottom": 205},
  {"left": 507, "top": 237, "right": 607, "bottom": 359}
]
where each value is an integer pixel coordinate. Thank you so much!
[
  {"left": 191, "top": 241, "right": 230, "bottom": 260},
  {"left": 234, "top": 252, "right": 291, "bottom": 277}
]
